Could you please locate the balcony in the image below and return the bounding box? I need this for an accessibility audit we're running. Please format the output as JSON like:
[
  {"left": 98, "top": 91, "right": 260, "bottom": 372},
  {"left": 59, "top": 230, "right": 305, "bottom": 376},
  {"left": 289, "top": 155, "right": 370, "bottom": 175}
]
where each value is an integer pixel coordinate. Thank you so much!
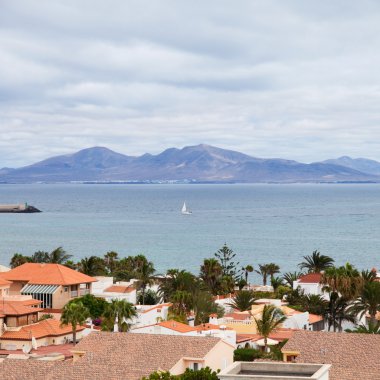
[
  {"left": 79, "top": 289, "right": 90, "bottom": 296},
  {"left": 71, "top": 291, "right": 78, "bottom": 297}
]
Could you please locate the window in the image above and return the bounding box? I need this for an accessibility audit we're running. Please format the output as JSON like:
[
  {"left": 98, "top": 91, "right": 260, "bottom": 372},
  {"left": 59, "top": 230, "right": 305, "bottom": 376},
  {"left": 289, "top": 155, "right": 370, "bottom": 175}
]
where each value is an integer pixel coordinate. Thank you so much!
[
  {"left": 193, "top": 363, "right": 199, "bottom": 371},
  {"left": 64, "top": 287, "right": 68, "bottom": 292}
]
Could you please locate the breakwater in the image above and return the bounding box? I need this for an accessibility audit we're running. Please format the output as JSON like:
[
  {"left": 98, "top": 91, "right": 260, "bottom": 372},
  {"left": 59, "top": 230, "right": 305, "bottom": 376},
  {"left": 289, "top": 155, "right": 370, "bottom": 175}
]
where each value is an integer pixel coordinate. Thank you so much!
[{"left": 0, "top": 204, "right": 41, "bottom": 213}]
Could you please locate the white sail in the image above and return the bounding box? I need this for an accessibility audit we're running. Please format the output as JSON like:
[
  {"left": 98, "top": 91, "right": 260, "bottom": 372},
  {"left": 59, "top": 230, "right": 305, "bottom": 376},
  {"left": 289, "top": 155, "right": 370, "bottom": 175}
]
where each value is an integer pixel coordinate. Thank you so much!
[{"left": 181, "top": 201, "right": 192, "bottom": 214}]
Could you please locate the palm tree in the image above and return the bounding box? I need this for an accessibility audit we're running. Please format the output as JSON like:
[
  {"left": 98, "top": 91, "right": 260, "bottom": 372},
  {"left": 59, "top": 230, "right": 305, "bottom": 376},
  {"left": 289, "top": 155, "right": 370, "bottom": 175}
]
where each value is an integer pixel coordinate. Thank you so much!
[
  {"left": 227, "top": 290, "right": 257, "bottom": 312},
  {"left": 301, "top": 294, "right": 327, "bottom": 315},
  {"left": 361, "top": 269, "right": 377, "bottom": 284},
  {"left": 136, "top": 260, "right": 155, "bottom": 305},
  {"left": 255, "top": 263, "right": 280, "bottom": 286},
  {"left": 200, "top": 258, "right": 223, "bottom": 295},
  {"left": 255, "top": 264, "right": 269, "bottom": 286},
  {"left": 104, "top": 251, "right": 119, "bottom": 274},
  {"left": 48, "top": 247, "right": 72, "bottom": 264},
  {"left": 242, "top": 265, "right": 254, "bottom": 284},
  {"left": 31, "top": 250, "right": 50, "bottom": 263},
  {"left": 349, "top": 281, "right": 380, "bottom": 325},
  {"left": 254, "top": 305, "right": 286, "bottom": 352},
  {"left": 321, "top": 263, "right": 363, "bottom": 300},
  {"left": 78, "top": 256, "right": 106, "bottom": 276},
  {"left": 324, "top": 292, "right": 355, "bottom": 332},
  {"left": 102, "top": 299, "right": 137, "bottom": 332},
  {"left": 271, "top": 276, "right": 283, "bottom": 292},
  {"left": 61, "top": 301, "right": 90, "bottom": 345},
  {"left": 299, "top": 250, "right": 334, "bottom": 273},
  {"left": 9, "top": 253, "right": 30, "bottom": 268},
  {"left": 346, "top": 321, "right": 380, "bottom": 334},
  {"left": 282, "top": 272, "right": 303, "bottom": 288}
]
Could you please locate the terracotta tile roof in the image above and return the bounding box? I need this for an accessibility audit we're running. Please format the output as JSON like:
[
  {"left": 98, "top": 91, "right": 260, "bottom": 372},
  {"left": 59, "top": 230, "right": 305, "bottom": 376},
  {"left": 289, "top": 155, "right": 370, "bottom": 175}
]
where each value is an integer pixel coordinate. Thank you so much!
[
  {"left": 0, "top": 301, "right": 43, "bottom": 316},
  {"left": 0, "top": 263, "right": 97, "bottom": 285},
  {"left": 0, "top": 277, "right": 11, "bottom": 286},
  {"left": 104, "top": 285, "right": 135, "bottom": 293},
  {"left": 282, "top": 330, "right": 380, "bottom": 380},
  {"left": 157, "top": 320, "right": 197, "bottom": 333},
  {"left": 0, "top": 333, "right": 227, "bottom": 380},
  {"left": 141, "top": 303, "right": 172, "bottom": 314},
  {"left": 0, "top": 360, "right": 57, "bottom": 380},
  {"left": 308, "top": 313, "right": 324, "bottom": 324},
  {"left": 71, "top": 332, "right": 222, "bottom": 379},
  {"left": 237, "top": 328, "right": 294, "bottom": 344},
  {"left": 1, "top": 319, "right": 85, "bottom": 340},
  {"left": 298, "top": 273, "right": 322, "bottom": 284}
]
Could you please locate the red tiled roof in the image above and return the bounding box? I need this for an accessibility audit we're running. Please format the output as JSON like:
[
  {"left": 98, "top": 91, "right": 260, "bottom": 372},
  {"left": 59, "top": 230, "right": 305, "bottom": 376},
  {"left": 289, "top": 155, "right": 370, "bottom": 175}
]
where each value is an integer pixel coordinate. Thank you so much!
[
  {"left": 237, "top": 329, "right": 294, "bottom": 344},
  {"left": 298, "top": 273, "right": 322, "bottom": 284},
  {"left": 104, "top": 285, "right": 135, "bottom": 293},
  {"left": 0, "top": 263, "right": 96, "bottom": 285},
  {"left": 0, "top": 277, "right": 11, "bottom": 286},
  {"left": 0, "top": 319, "right": 85, "bottom": 340},
  {"left": 141, "top": 303, "right": 172, "bottom": 314},
  {"left": 0, "top": 301, "right": 43, "bottom": 316},
  {"left": 158, "top": 320, "right": 197, "bottom": 333},
  {"left": 282, "top": 330, "right": 380, "bottom": 380},
  {"left": 308, "top": 313, "right": 323, "bottom": 324}
]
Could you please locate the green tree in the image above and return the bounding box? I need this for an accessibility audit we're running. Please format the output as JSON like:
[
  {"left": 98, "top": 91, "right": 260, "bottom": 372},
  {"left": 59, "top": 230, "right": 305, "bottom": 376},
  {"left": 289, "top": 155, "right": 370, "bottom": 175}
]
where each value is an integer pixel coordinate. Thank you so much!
[
  {"left": 135, "top": 259, "right": 155, "bottom": 305},
  {"left": 321, "top": 263, "right": 363, "bottom": 300},
  {"left": 60, "top": 301, "right": 90, "bottom": 345},
  {"left": 256, "top": 264, "right": 279, "bottom": 286},
  {"left": 227, "top": 290, "right": 257, "bottom": 312},
  {"left": 102, "top": 299, "right": 137, "bottom": 332},
  {"left": 270, "top": 276, "right": 282, "bottom": 292},
  {"left": 192, "top": 290, "right": 222, "bottom": 325},
  {"left": 324, "top": 292, "right": 355, "bottom": 332},
  {"left": 242, "top": 265, "right": 254, "bottom": 284},
  {"left": 78, "top": 256, "right": 107, "bottom": 276},
  {"left": 200, "top": 258, "right": 223, "bottom": 295},
  {"left": 254, "top": 305, "right": 286, "bottom": 352},
  {"left": 214, "top": 244, "right": 239, "bottom": 278},
  {"left": 48, "top": 247, "right": 72, "bottom": 264},
  {"left": 31, "top": 250, "right": 50, "bottom": 263},
  {"left": 346, "top": 321, "right": 380, "bottom": 334},
  {"left": 349, "top": 281, "right": 380, "bottom": 325},
  {"left": 103, "top": 251, "right": 119, "bottom": 274},
  {"left": 299, "top": 250, "right": 334, "bottom": 273},
  {"left": 9, "top": 253, "right": 30, "bottom": 268},
  {"left": 137, "top": 289, "right": 159, "bottom": 305},
  {"left": 68, "top": 294, "right": 108, "bottom": 319},
  {"left": 282, "top": 272, "right": 303, "bottom": 288},
  {"left": 300, "top": 294, "right": 327, "bottom": 315}
]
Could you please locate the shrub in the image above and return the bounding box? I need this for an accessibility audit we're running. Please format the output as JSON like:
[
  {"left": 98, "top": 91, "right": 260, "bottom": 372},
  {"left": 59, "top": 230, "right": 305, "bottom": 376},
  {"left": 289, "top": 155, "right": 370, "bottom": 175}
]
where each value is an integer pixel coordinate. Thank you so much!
[{"left": 234, "top": 348, "right": 263, "bottom": 361}]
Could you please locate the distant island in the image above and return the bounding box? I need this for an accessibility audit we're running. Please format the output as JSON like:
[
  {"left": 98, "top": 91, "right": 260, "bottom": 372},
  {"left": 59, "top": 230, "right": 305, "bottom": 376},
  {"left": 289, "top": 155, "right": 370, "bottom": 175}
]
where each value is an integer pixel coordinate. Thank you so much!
[{"left": 1, "top": 144, "right": 380, "bottom": 184}]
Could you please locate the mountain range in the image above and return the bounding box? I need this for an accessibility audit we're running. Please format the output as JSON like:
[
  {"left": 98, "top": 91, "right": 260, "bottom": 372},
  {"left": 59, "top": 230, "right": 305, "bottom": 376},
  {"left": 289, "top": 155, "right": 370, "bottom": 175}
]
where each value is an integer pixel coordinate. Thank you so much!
[{"left": 1, "top": 144, "right": 380, "bottom": 183}]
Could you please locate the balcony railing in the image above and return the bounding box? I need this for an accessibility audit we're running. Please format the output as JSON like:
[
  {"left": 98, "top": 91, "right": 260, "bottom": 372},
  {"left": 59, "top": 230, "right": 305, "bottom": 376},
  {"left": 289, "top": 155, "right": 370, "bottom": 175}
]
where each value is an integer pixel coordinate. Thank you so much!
[
  {"left": 79, "top": 289, "right": 90, "bottom": 296},
  {"left": 71, "top": 291, "right": 78, "bottom": 297}
]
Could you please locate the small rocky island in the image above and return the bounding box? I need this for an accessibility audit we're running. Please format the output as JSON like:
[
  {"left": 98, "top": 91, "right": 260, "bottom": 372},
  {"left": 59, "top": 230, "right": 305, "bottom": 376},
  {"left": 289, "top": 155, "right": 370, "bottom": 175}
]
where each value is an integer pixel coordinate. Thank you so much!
[{"left": 0, "top": 203, "right": 41, "bottom": 213}]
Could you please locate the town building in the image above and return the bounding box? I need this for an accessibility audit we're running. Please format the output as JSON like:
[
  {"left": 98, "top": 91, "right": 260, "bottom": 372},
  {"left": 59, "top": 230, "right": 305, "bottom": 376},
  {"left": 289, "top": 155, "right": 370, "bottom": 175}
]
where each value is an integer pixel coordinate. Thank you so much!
[
  {"left": 282, "top": 330, "right": 380, "bottom": 380},
  {"left": 0, "top": 263, "right": 97, "bottom": 309}
]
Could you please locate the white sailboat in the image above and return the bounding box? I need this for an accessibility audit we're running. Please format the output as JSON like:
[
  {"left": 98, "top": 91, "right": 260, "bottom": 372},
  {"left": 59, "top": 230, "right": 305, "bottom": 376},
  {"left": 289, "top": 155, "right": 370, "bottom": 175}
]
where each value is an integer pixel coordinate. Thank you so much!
[{"left": 181, "top": 201, "right": 192, "bottom": 215}]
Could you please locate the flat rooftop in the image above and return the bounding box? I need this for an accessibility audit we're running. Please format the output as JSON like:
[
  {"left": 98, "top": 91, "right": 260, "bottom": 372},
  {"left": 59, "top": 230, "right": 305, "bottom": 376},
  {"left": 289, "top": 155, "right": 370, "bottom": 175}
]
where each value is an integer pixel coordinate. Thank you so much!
[{"left": 219, "top": 362, "right": 331, "bottom": 380}]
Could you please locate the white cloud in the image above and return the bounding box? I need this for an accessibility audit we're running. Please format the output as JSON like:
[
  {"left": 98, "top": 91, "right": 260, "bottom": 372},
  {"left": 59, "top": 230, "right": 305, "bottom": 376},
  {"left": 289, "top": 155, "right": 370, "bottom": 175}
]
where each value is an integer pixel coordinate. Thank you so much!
[{"left": 1, "top": 0, "right": 380, "bottom": 167}]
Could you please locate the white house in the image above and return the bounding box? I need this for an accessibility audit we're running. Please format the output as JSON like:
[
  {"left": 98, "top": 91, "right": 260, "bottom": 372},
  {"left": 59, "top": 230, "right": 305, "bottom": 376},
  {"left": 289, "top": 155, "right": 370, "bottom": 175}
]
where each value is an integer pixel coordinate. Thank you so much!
[
  {"left": 292, "top": 273, "right": 329, "bottom": 300},
  {"left": 92, "top": 276, "right": 137, "bottom": 304}
]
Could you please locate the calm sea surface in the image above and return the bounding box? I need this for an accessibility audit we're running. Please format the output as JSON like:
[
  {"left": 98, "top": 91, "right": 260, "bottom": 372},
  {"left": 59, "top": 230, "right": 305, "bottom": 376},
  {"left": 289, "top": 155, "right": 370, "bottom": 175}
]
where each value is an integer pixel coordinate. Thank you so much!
[{"left": 1, "top": 184, "right": 379, "bottom": 281}]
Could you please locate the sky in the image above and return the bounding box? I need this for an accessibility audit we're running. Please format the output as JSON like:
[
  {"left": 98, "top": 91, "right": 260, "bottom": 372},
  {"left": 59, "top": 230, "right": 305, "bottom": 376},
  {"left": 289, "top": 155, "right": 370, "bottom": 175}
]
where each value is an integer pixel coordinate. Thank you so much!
[{"left": 1, "top": 0, "right": 380, "bottom": 167}]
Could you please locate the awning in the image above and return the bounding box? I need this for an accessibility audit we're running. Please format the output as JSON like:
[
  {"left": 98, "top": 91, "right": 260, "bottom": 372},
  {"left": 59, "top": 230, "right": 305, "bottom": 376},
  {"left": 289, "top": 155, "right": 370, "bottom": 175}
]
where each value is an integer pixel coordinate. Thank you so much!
[{"left": 21, "top": 284, "right": 59, "bottom": 294}]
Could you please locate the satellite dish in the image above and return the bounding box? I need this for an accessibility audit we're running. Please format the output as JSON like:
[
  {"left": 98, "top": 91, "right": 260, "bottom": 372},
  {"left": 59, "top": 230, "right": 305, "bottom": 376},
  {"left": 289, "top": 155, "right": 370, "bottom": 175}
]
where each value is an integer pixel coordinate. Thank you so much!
[{"left": 22, "top": 344, "right": 32, "bottom": 354}]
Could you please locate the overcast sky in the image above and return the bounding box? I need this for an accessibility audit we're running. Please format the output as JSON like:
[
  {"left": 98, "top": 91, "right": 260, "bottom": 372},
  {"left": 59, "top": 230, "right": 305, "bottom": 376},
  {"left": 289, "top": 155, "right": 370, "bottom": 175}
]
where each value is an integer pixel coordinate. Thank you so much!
[{"left": 1, "top": 0, "right": 380, "bottom": 167}]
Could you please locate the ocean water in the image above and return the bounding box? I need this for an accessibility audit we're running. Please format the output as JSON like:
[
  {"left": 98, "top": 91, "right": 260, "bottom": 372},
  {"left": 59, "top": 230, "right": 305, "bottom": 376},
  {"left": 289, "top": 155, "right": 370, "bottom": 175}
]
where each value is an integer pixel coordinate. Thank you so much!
[{"left": 0, "top": 184, "right": 380, "bottom": 281}]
